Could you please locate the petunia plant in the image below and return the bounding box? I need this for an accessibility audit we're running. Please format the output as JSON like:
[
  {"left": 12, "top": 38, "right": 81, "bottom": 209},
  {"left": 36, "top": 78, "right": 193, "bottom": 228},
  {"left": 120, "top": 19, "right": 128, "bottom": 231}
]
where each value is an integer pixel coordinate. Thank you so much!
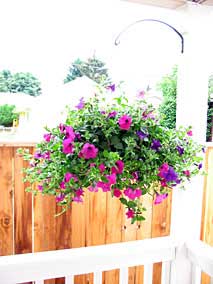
[{"left": 18, "top": 84, "right": 204, "bottom": 223}]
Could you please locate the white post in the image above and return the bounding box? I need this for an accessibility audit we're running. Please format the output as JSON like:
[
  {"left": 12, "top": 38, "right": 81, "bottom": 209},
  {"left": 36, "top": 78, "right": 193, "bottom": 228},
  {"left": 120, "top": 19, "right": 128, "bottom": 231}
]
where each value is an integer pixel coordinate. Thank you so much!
[{"left": 170, "top": 4, "right": 212, "bottom": 284}]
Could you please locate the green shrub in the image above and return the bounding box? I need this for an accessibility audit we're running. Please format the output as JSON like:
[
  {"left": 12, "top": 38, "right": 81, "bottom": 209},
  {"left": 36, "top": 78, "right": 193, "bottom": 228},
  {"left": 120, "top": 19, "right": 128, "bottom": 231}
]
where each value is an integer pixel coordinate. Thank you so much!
[
  {"left": 158, "top": 66, "right": 213, "bottom": 141},
  {"left": 0, "top": 104, "right": 18, "bottom": 127},
  {"left": 64, "top": 56, "right": 112, "bottom": 86},
  {"left": 0, "top": 70, "right": 41, "bottom": 96}
]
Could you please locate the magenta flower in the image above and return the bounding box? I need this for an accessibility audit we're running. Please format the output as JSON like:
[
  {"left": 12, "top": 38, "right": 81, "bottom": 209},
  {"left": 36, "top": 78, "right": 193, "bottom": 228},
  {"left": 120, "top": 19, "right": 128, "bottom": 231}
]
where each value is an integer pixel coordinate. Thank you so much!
[
  {"left": 154, "top": 193, "right": 168, "bottom": 205},
  {"left": 60, "top": 181, "right": 66, "bottom": 189},
  {"left": 111, "top": 160, "right": 124, "bottom": 174},
  {"left": 79, "top": 143, "right": 98, "bottom": 159},
  {"left": 132, "top": 171, "right": 139, "bottom": 180},
  {"left": 124, "top": 188, "right": 142, "bottom": 200},
  {"left": 108, "top": 111, "right": 117, "bottom": 118},
  {"left": 65, "top": 126, "right": 75, "bottom": 141},
  {"left": 72, "top": 196, "right": 83, "bottom": 203},
  {"left": 126, "top": 208, "right": 135, "bottom": 219},
  {"left": 62, "top": 138, "right": 74, "bottom": 154},
  {"left": 96, "top": 181, "right": 111, "bottom": 192},
  {"left": 37, "top": 185, "right": 43, "bottom": 191},
  {"left": 34, "top": 151, "right": 42, "bottom": 159},
  {"left": 88, "top": 186, "right": 98, "bottom": 192},
  {"left": 59, "top": 123, "right": 66, "bottom": 133},
  {"left": 113, "top": 188, "right": 122, "bottom": 198},
  {"left": 99, "top": 163, "right": 106, "bottom": 173},
  {"left": 118, "top": 115, "right": 132, "bottom": 130},
  {"left": 43, "top": 151, "right": 51, "bottom": 160},
  {"left": 56, "top": 193, "right": 65, "bottom": 203},
  {"left": 106, "top": 173, "right": 116, "bottom": 185},
  {"left": 64, "top": 172, "right": 78, "bottom": 183},
  {"left": 75, "top": 97, "right": 85, "bottom": 110},
  {"left": 158, "top": 163, "right": 179, "bottom": 184},
  {"left": 75, "top": 188, "right": 84, "bottom": 197},
  {"left": 44, "top": 133, "right": 51, "bottom": 142},
  {"left": 183, "top": 170, "right": 190, "bottom": 177},
  {"left": 187, "top": 130, "right": 193, "bottom": 136}
]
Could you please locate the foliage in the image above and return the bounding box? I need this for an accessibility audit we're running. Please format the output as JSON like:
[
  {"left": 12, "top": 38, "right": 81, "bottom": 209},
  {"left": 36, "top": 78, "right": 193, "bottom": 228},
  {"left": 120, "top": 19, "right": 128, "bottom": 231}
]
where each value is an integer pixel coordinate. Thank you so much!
[
  {"left": 158, "top": 66, "right": 177, "bottom": 129},
  {"left": 0, "top": 104, "right": 18, "bottom": 127},
  {"left": 0, "top": 70, "right": 41, "bottom": 96},
  {"left": 64, "top": 56, "right": 112, "bottom": 86},
  {"left": 19, "top": 85, "right": 204, "bottom": 223},
  {"left": 158, "top": 66, "right": 213, "bottom": 141}
]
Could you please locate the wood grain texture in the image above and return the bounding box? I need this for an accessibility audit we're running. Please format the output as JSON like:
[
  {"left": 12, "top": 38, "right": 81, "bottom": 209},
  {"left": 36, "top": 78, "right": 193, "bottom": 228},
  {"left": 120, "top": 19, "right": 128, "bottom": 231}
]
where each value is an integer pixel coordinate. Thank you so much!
[
  {"left": 0, "top": 146, "right": 13, "bottom": 256},
  {"left": 14, "top": 147, "right": 33, "bottom": 255},
  {"left": 151, "top": 192, "right": 172, "bottom": 284},
  {"left": 34, "top": 194, "right": 57, "bottom": 284},
  {"left": 105, "top": 193, "right": 123, "bottom": 284},
  {"left": 201, "top": 147, "right": 213, "bottom": 284}
]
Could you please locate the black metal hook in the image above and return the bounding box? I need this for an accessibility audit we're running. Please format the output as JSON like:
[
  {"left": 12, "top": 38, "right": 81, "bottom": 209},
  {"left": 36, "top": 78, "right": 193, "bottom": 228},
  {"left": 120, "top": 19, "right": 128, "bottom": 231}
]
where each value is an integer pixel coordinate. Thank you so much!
[{"left": 114, "top": 19, "right": 184, "bottom": 53}]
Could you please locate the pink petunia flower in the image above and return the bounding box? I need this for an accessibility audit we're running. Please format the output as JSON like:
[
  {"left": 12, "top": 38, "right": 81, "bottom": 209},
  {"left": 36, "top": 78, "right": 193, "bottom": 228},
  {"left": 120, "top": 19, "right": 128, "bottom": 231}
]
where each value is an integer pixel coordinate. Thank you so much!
[
  {"left": 65, "top": 126, "right": 75, "bottom": 141},
  {"left": 99, "top": 163, "right": 106, "bottom": 173},
  {"left": 106, "top": 173, "right": 116, "bottom": 185},
  {"left": 187, "top": 130, "right": 193, "bottom": 136},
  {"left": 111, "top": 160, "right": 124, "bottom": 174},
  {"left": 62, "top": 138, "right": 74, "bottom": 154},
  {"left": 60, "top": 181, "right": 66, "bottom": 189},
  {"left": 118, "top": 115, "right": 132, "bottom": 130},
  {"left": 113, "top": 188, "right": 122, "bottom": 198},
  {"left": 126, "top": 208, "right": 135, "bottom": 219},
  {"left": 79, "top": 143, "right": 98, "bottom": 159},
  {"left": 124, "top": 188, "right": 142, "bottom": 200},
  {"left": 37, "top": 185, "right": 43, "bottom": 191},
  {"left": 96, "top": 181, "right": 111, "bottom": 192},
  {"left": 154, "top": 193, "right": 168, "bottom": 205},
  {"left": 64, "top": 172, "right": 78, "bottom": 183},
  {"left": 56, "top": 193, "right": 65, "bottom": 203},
  {"left": 43, "top": 133, "right": 51, "bottom": 142},
  {"left": 183, "top": 170, "right": 191, "bottom": 177}
]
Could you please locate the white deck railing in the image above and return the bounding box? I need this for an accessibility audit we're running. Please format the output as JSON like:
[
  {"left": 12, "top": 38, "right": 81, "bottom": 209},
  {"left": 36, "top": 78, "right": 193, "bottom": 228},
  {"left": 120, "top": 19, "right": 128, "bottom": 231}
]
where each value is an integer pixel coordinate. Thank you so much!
[{"left": 0, "top": 236, "right": 212, "bottom": 284}]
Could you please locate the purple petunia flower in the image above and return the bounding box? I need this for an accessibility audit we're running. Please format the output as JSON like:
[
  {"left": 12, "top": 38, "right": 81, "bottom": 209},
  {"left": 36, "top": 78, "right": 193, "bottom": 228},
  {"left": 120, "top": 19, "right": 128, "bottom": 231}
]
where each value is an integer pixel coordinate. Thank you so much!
[
  {"left": 118, "top": 115, "right": 132, "bottom": 130},
  {"left": 106, "top": 84, "right": 115, "bottom": 92},
  {"left": 34, "top": 151, "right": 42, "bottom": 159},
  {"left": 108, "top": 111, "right": 117, "bottom": 118},
  {"left": 176, "top": 146, "right": 184, "bottom": 155},
  {"left": 75, "top": 97, "right": 85, "bottom": 110},
  {"left": 136, "top": 130, "right": 149, "bottom": 140},
  {"left": 198, "top": 163, "right": 202, "bottom": 170},
  {"left": 43, "top": 151, "right": 51, "bottom": 160},
  {"left": 79, "top": 143, "right": 98, "bottom": 159},
  {"left": 151, "top": 139, "right": 162, "bottom": 151}
]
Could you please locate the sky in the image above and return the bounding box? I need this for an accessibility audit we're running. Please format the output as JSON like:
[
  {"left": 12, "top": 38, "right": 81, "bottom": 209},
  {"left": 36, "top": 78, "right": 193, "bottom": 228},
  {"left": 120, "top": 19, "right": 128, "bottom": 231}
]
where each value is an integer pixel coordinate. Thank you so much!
[{"left": 0, "top": 0, "right": 185, "bottom": 95}]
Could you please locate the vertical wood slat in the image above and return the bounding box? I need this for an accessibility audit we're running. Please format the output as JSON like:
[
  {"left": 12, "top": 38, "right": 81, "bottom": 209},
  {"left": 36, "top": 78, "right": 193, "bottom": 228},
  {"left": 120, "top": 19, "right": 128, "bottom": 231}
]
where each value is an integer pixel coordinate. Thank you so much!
[
  {"left": 0, "top": 146, "right": 13, "bottom": 256},
  {"left": 152, "top": 192, "right": 172, "bottom": 284},
  {"left": 201, "top": 146, "right": 213, "bottom": 284},
  {"left": 143, "top": 264, "right": 153, "bottom": 284},
  {"left": 135, "top": 195, "right": 153, "bottom": 284},
  {"left": 119, "top": 267, "right": 128, "bottom": 284},
  {"left": 105, "top": 192, "right": 122, "bottom": 284},
  {"left": 71, "top": 192, "right": 87, "bottom": 284},
  {"left": 86, "top": 190, "right": 107, "bottom": 284},
  {"left": 14, "top": 147, "right": 33, "bottom": 255}
]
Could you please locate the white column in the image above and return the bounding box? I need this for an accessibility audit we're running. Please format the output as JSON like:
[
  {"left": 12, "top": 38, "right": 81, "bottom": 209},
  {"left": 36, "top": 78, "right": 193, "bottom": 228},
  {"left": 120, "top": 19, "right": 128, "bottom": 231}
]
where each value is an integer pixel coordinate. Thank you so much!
[{"left": 170, "top": 4, "right": 212, "bottom": 284}]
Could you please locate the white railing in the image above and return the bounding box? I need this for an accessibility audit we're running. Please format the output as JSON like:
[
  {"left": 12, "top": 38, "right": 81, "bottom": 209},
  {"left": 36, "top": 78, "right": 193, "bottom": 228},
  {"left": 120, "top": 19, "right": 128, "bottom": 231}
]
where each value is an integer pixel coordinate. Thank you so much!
[{"left": 0, "top": 236, "right": 212, "bottom": 284}]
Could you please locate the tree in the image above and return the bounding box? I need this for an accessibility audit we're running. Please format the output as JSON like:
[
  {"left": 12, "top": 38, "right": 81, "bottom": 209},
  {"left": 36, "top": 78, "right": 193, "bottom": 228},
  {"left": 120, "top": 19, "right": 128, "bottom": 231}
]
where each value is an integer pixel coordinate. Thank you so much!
[
  {"left": 64, "top": 56, "right": 112, "bottom": 86},
  {"left": 0, "top": 70, "right": 41, "bottom": 96}
]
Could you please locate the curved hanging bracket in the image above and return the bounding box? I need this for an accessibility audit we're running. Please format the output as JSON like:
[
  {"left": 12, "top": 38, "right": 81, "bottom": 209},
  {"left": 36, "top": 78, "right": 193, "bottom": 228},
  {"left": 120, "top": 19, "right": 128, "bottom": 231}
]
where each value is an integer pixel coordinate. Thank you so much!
[{"left": 114, "top": 19, "right": 184, "bottom": 53}]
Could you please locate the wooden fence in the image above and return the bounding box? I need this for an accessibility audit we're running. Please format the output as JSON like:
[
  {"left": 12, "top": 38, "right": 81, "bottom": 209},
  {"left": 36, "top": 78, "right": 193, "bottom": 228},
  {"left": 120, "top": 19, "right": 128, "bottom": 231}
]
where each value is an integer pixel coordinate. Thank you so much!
[
  {"left": 0, "top": 143, "right": 212, "bottom": 284},
  {"left": 201, "top": 144, "right": 213, "bottom": 284}
]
